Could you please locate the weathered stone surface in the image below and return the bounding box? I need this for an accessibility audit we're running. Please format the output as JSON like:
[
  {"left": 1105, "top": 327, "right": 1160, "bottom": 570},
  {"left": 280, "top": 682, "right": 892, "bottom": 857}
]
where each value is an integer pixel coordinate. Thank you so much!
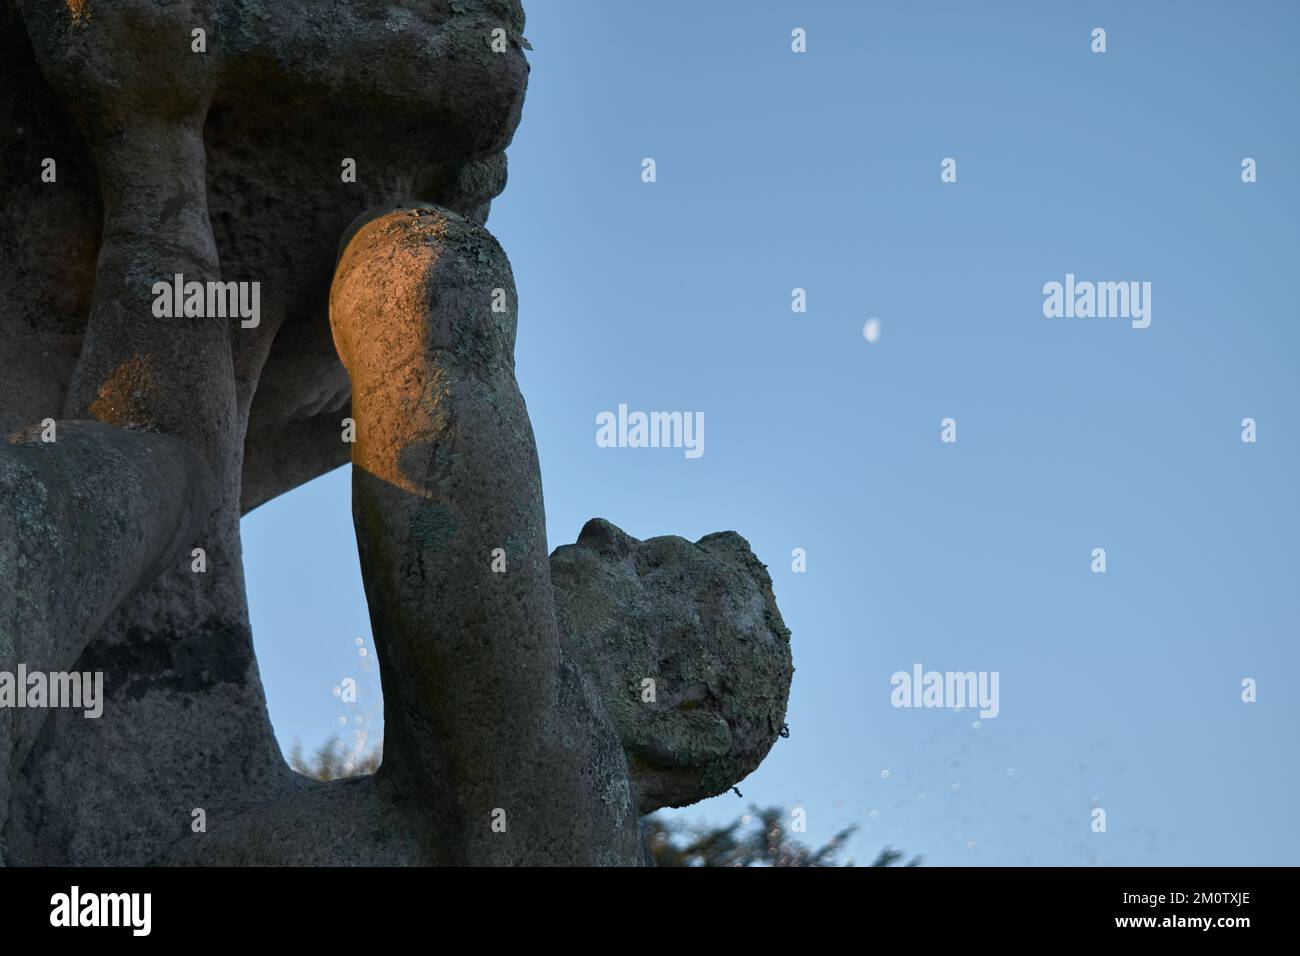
[
  {"left": 330, "top": 206, "right": 643, "bottom": 864},
  {"left": 0, "top": 1, "right": 793, "bottom": 866},
  {"left": 1, "top": 0, "right": 529, "bottom": 507},
  {"left": 552, "top": 519, "right": 794, "bottom": 813},
  {"left": 0, "top": 422, "right": 206, "bottom": 865},
  {"left": 1, "top": 0, "right": 531, "bottom": 866}
]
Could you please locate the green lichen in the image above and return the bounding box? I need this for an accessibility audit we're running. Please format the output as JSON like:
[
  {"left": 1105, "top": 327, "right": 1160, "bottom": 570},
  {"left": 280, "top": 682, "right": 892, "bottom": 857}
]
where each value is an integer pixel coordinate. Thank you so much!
[
  {"left": 408, "top": 501, "right": 459, "bottom": 551},
  {"left": 8, "top": 465, "right": 58, "bottom": 544}
]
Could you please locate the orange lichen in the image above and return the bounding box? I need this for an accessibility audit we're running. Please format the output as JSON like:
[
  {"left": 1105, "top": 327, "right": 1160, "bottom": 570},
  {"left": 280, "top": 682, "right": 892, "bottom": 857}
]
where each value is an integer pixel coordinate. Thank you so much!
[
  {"left": 67, "top": 0, "right": 91, "bottom": 26},
  {"left": 333, "top": 209, "right": 453, "bottom": 499},
  {"left": 88, "top": 355, "right": 158, "bottom": 429}
]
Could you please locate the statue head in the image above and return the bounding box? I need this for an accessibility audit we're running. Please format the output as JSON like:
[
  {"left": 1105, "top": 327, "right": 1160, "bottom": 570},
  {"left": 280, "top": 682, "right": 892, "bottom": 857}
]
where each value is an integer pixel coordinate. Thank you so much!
[{"left": 551, "top": 519, "right": 794, "bottom": 813}]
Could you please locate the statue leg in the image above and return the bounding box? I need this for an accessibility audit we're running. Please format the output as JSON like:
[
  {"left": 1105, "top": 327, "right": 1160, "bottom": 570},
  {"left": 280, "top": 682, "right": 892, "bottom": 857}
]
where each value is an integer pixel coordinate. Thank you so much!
[
  {"left": 331, "top": 205, "right": 643, "bottom": 865},
  {"left": 4, "top": 0, "right": 290, "bottom": 864},
  {"left": 0, "top": 423, "right": 207, "bottom": 864}
]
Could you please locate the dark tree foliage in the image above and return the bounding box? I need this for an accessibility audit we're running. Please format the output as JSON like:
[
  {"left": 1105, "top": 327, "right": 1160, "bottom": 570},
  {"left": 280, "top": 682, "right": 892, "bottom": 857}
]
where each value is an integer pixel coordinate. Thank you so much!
[
  {"left": 290, "top": 747, "right": 915, "bottom": 868},
  {"left": 289, "top": 741, "right": 383, "bottom": 782},
  {"left": 643, "top": 805, "right": 921, "bottom": 868}
]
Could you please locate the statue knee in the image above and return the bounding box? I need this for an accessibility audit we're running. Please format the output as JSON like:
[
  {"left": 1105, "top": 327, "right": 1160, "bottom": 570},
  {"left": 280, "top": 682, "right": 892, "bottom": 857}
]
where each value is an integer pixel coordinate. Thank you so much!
[{"left": 329, "top": 204, "right": 518, "bottom": 384}]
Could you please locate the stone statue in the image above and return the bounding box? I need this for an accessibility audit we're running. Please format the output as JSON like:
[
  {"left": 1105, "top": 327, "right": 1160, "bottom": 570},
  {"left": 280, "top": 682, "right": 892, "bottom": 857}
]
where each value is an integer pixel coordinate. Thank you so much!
[{"left": 0, "top": 0, "right": 792, "bottom": 865}]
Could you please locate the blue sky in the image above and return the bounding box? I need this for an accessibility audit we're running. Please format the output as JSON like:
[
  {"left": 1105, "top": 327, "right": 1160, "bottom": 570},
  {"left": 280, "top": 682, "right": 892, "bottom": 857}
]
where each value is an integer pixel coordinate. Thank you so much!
[{"left": 243, "top": 0, "right": 1300, "bottom": 865}]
